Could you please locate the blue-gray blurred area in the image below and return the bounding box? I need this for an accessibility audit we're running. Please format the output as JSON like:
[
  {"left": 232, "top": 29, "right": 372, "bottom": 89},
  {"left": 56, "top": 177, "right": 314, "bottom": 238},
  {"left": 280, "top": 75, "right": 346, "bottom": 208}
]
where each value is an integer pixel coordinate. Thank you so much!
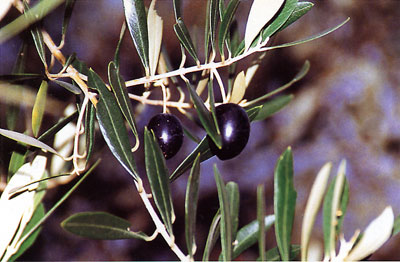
[{"left": 1, "top": 0, "right": 400, "bottom": 260}]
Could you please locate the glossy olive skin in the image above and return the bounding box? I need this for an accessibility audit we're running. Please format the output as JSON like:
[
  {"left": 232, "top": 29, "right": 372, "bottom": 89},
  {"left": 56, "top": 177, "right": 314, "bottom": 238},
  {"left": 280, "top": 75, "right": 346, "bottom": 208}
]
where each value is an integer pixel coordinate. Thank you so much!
[
  {"left": 209, "top": 103, "right": 250, "bottom": 160},
  {"left": 148, "top": 113, "right": 183, "bottom": 159}
]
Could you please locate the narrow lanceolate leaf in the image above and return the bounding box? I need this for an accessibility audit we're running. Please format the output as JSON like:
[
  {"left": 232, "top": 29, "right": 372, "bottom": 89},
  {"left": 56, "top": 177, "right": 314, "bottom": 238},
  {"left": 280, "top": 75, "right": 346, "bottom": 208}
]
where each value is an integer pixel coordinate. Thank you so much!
[
  {"left": 114, "top": 22, "right": 126, "bottom": 67},
  {"left": 207, "top": 0, "right": 218, "bottom": 54},
  {"left": 244, "top": 0, "right": 285, "bottom": 51},
  {"left": 0, "top": 73, "right": 43, "bottom": 82},
  {"left": 186, "top": 81, "right": 222, "bottom": 148},
  {"left": 257, "top": 184, "right": 266, "bottom": 261},
  {"left": 122, "top": 0, "right": 150, "bottom": 75},
  {"left": 89, "top": 69, "right": 139, "bottom": 181},
  {"left": 346, "top": 207, "right": 394, "bottom": 261},
  {"left": 185, "top": 154, "right": 201, "bottom": 259},
  {"left": 172, "top": 0, "right": 181, "bottom": 20},
  {"left": 147, "top": 0, "right": 163, "bottom": 76},
  {"left": 279, "top": 1, "right": 314, "bottom": 32},
  {"left": 52, "top": 79, "right": 82, "bottom": 95},
  {"left": 38, "top": 110, "right": 78, "bottom": 143},
  {"left": 85, "top": 102, "right": 96, "bottom": 162},
  {"left": 214, "top": 166, "right": 232, "bottom": 261},
  {"left": 202, "top": 211, "right": 221, "bottom": 262},
  {"left": 249, "top": 95, "right": 293, "bottom": 122},
  {"left": 174, "top": 18, "right": 200, "bottom": 65},
  {"left": 108, "top": 61, "right": 139, "bottom": 141},
  {"left": 232, "top": 215, "right": 275, "bottom": 259},
  {"left": 61, "top": 211, "right": 152, "bottom": 240},
  {"left": 274, "top": 147, "right": 297, "bottom": 261},
  {"left": 229, "top": 71, "right": 246, "bottom": 104},
  {"left": 170, "top": 136, "right": 213, "bottom": 182},
  {"left": 218, "top": 0, "right": 239, "bottom": 60},
  {"left": 393, "top": 215, "right": 400, "bottom": 237},
  {"left": 32, "top": 80, "right": 48, "bottom": 137},
  {"left": 61, "top": 0, "right": 76, "bottom": 39},
  {"left": 144, "top": 128, "right": 174, "bottom": 235},
  {"left": 265, "top": 245, "right": 301, "bottom": 261},
  {"left": 322, "top": 160, "right": 346, "bottom": 259},
  {"left": 226, "top": 182, "right": 239, "bottom": 239},
  {"left": 8, "top": 151, "right": 26, "bottom": 179},
  {"left": 8, "top": 203, "right": 45, "bottom": 262},
  {"left": 245, "top": 105, "right": 263, "bottom": 122},
  {"left": 0, "top": 128, "right": 61, "bottom": 157},
  {"left": 301, "top": 163, "right": 332, "bottom": 261}
]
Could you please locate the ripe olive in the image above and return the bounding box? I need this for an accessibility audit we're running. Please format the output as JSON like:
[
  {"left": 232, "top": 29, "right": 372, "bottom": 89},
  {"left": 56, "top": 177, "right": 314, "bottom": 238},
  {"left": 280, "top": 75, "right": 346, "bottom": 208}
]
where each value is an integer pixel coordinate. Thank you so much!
[
  {"left": 208, "top": 103, "right": 250, "bottom": 160},
  {"left": 148, "top": 113, "right": 184, "bottom": 159}
]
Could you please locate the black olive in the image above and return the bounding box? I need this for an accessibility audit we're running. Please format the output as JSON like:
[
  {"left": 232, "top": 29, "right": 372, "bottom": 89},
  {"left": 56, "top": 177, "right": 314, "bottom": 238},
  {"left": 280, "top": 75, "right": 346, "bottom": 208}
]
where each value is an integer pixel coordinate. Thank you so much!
[
  {"left": 208, "top": 103, "right": 250, "bottom": 160},
  {"left": 148, "top": 113, "right": 184, "bottom": 159}
]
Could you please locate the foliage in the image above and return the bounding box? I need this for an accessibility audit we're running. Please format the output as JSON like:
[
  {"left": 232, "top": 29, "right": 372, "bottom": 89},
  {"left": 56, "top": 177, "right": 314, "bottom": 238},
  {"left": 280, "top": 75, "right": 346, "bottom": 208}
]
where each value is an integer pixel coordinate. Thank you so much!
[{"left": 0, "top": 0, "right": 395, "bottom": 261}]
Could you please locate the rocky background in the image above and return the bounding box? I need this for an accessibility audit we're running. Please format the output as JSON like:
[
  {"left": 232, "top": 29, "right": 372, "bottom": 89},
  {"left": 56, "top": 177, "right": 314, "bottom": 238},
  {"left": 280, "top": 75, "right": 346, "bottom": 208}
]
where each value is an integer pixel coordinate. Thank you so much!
[{"left": 1, "top": 0, "right": 400, "bottom": 260}]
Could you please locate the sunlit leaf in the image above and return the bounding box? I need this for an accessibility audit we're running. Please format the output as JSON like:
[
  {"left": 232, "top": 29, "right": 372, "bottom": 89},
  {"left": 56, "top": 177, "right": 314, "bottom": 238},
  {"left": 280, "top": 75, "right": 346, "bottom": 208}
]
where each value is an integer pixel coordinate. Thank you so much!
[
  {"left": 185, "top": 154, "right": 201, "bottom": 259},
  {"left": 346, "top": 207, "right": 394, "bottom": 261},
  {"left": 61, "top": 211, "right": 152, "bottom": 240},
  {"left": 147, "top": 0, "right": 163, "bottom": 76},
  {"left": 322, "top": 160, "right": 346, "bottom": 259},
  {"left": 244, "top": 0, "right": 285, "bottom": 51},
  {"left": 274, "top": 147, "right": 297, "bottom": 261},
  {"left": 202, "top": 211, "right": 221, "bottom": 261},
  {"left": 279, "top": 1, "right": 314, "bottom": 31},
  {"left": 89, "top": 69, "right": 139, "bottom": 181},
  {"left": 8, "top": 151, "right": 26, "bottom": 180},
  {"left": 218, "top": 0, "right": 239, "bottom": 60},
  {"left": 123, "top": 0, "right": 150, "bottom": 75},
  {"left": 214, "top": 165, "right": 232, "bottom": 261},
  {"left": 229, "top": 71, "right": 246, "bottom": 104},
  {"left": 232, "top": 215, "right": 275, "bottom": 259},
  {"left": 144, "top": 127, "right": 174, "bottom": 235},
  {"left": 32, "top": 80, "right": 48, "bottom": 137},
  {"left": 301, "top": 163, "right": 332, "bottom": 261},
  {"left": 174, "top": 18, "right": 200, "bottom": 65},
  {"left": 0, "top": 128, "right": 61, "bottom": 157}
]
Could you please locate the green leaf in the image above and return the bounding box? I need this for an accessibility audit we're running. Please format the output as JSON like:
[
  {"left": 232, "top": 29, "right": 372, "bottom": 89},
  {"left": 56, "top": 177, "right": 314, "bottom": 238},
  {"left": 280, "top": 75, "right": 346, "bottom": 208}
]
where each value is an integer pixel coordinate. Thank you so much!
[
  {"left": 61, "top": 0, "right": 76, "bottom": 41},
  {"left": 52, "top": 79, "right": 82, "bottom": 95},
  {"left": 245, "top": 105, "right": 263, "bottom": 122},
  {"left": 322, "top": 160, "right": 347, "bottom": 258},
  {"left": 71, "top": 57, "right": 89, "bottom": 76},
  {"left": 265, "top": 18, "right": 350, "bottom": 51},
  {"left": 32, "top": 80, "right": 48, "bottom": 137},
  {"left": 218, "top": 0, "right": 239, "bottom": 60},
  {"left": 169, "top": 136, "right": 213, "bottom": 182},
  {"left": 393, "top": 215, "right": 400, "bottom": 236},
  {"left": 185, "top": 154, "right": 201, "bottom": 259},
  {"left": 114, "top": 22, "right": 127, "bottom": 67},
  {"left": 279, "top": 1, "right": 314, "bottom": 32},
  {"left": 108, "top": 61, "right": 139, "bottom": 141},
  {"left": 250, "top": 95, "right": 294, "bottom": 121},
  {"left": 8, "top": 151, "right": 26, "bottom": 180},
  {"left": 202, "top": 211, "right": 221, "bottom": 262},
  {"left": 60, "top": 52, "right": 76, "bottom": 73},
  {"left": 144, "top": 127, "right": 174, "bottom": 235},
  {"left": 23, "top": 2, "right": 46, "bottom": 67},
  {"left": 232, "top": 215, "right": 275, "bottom": 259},
  {"left": 172, "top": 0, "right": 181, "bottom": 20},
  {"left": 207, "top": 76, "right": 220, "bottom": 136},
  {"left": 61, "top": 211, "right": 152, "bottom": 240},
  {"left": 38, "top": 110, "right": 78, "bottom": 143},
  {"left": 185, "top": 81, "right": 222, "bottom": 149},
  {"left": 214, "top": 165, "right": 232, "bottom": 261},
  {"left": 337, "top": 178, "right": 349, "bottom": 236},
  {"left": 85, "top": 102, "right": 96, "bottom": 162},
  {"left": 0, "top": 0, "right": 65, "bottom": 44},
  {"left": 0, "top": 128, "right": 61, "bottom": 157},
  {"left": 123, "top": 0, "right": 150, "bottom": 75},
  {"left": 257, "top": 184, "right": 266, "bottom": 261},
  {"left": 89, "top": 69, "right": 139, "bottom": 181},
  {"left": 9, "top": 203, "right": 45, "bottom": 262},
  {"left": 226, "top": 182, "right": 239, "bottom": 239},
  {"left": 0, "top": 73, "right": 43, "bottom": 82},
  {"left": 264, "top": 245, "right": 300, "bottom": 261},
  {"left": 274, "top": 147, "right": 297, "bottom": 261},
  {"left": 207, "top": 0, "right": 218, "bottom": 54},
  {"left": 173, "top": 18, "right": 200, "bottom": 65}
]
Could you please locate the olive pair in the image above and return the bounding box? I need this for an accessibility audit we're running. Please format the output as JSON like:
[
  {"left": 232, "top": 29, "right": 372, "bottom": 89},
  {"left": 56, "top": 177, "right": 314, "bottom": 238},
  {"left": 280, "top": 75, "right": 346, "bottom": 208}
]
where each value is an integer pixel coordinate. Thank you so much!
[{"left": 148, "top": 103, "right": 250, "bottom": 160}]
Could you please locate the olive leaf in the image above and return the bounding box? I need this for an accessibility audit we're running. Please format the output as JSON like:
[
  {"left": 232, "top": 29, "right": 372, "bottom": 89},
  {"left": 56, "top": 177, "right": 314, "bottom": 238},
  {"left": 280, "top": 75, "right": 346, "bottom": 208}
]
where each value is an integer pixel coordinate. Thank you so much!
[
  {"left": 32, "top": 80, "right": 48, "bottom": 137},
  {"left": 218, "top": 0, "right": 240, "bottom": 60},
  {"left": 147, "top": 0, "right": 163, "bottom": 76},
  {"left": 279, "top": 1, "right": 314, "bottom": 32},
  {"left": 251, "top": 95, "right": 294, "bottom": 122},
  {"left": 174, "top": 18, "right": 200, "bottom": 65},
  {"left": 202, "top": 211, "right": 221, "bottom": 261},
  {"left": 257, "top": 184, "right": 266, "bottom": 261}
]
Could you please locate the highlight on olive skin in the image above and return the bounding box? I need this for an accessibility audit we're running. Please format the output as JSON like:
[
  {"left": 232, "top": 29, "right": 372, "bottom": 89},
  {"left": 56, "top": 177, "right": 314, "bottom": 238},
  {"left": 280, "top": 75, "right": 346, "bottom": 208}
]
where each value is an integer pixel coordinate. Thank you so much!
[
  {"left": 208, "top": 103, "right": 250, "bottom": 160},
  {"left": 147, "top": 113, "right": 184, "bottom": 159}
]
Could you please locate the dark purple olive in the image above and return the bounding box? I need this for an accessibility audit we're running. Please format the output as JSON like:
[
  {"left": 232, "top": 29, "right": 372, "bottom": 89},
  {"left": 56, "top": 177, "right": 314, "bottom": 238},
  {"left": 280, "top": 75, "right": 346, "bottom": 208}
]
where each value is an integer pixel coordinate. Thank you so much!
[
  {"left": 148, "top": 113, "right": 183, "bottom": 159},
  {"left": 208, "top": 103, "right": 250, "bottom": 160}
]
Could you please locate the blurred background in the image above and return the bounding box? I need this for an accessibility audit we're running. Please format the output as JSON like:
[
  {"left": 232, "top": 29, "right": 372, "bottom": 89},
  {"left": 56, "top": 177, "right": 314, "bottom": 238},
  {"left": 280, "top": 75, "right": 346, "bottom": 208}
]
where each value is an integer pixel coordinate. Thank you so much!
[{"left": 1, "top": 0, "right": 400, "bottom": 260}]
